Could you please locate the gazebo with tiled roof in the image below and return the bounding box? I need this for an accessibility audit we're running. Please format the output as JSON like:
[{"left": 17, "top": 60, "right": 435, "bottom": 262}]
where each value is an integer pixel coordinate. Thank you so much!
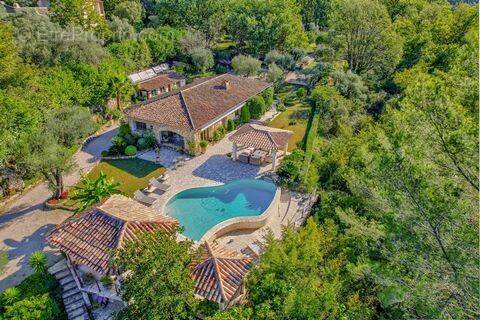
[
  {"left": 229, "top": 123, "right": 293, "bottom": 170},
  {"left": 190, "top": 242, "right": 253, "bottom": 310}
]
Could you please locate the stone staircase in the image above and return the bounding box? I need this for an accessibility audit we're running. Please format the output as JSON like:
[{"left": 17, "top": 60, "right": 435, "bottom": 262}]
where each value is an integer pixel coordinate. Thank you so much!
[{"left": 48, "top": 259, "right": 91, "bottom": 320}]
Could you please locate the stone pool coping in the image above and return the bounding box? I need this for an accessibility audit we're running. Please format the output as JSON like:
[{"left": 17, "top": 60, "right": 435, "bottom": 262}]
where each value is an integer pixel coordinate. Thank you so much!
[
  {"left": 198, "top": 185, "right": 281, "bottom": 244},
  {"left": 160, "top": 179, "right": 281, "bottom": 244}
]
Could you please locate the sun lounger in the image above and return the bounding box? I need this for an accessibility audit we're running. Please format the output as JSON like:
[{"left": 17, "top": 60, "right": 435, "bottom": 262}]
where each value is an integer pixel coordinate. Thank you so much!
[
  {"left": 148, "top": 178, "right": 171, "bottom": 191},
  {"left": 134, "top": 190, "right": 156, "bottom": 206}
]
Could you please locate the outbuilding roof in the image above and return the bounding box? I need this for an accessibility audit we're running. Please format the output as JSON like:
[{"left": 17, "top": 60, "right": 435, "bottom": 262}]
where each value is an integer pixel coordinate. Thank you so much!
[
  {"left": 229, "top": 124, "right": 293, "bottom": 151},
  {"left": 191, "top": 242, "right": 253, "bottom": 305},
  {"left": 47, "top": 195, "right": 178, "bottom": 274},
  {"left": 125, "top": 74, "right": 271, "bottom": 132},
  {"left": 137, "top": 72, "right": 184, "bottom": 91}
]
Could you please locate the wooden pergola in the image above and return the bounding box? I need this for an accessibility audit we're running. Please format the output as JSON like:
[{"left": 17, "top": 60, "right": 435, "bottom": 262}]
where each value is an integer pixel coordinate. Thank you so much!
[{"left": 229, "top": 124, "right": 293, "bottom": 170}]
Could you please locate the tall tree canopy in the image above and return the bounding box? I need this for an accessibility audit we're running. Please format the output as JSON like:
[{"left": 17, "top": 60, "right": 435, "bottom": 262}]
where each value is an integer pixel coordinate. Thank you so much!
[{"left": 227, "top": 0, "right": 308, "bottom": 55}]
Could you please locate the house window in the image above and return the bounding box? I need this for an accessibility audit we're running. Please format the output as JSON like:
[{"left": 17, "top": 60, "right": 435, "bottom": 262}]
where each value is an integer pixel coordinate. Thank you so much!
[{"left": 135, "top": 121, "right": 147, "bottom": 131}]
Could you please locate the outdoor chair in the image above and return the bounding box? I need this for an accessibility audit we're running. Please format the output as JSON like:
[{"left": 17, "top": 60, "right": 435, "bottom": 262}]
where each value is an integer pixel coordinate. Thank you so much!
[
  {"left": 148, "top": 178, "right": 171, "bottom": 192},
  {"left": 250, "top": 150, "right": 267, "bottom": 166},
  {"left": 238, "top": 147, "right": 254, "bottom": 164},
  {"left": 133, "top": 190, "right": 156, "bottom": 206}
]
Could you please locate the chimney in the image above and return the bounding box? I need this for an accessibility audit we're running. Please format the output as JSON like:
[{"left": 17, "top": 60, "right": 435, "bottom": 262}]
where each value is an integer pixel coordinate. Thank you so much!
[{"left": 223, "top": 80, "right": 230, "bottom": 90}]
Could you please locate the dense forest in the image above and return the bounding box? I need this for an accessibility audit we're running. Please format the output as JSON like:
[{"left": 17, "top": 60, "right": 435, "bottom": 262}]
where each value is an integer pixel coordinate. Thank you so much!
[{"left": 0, "top": 0, "right": 478, "bottom": 319}]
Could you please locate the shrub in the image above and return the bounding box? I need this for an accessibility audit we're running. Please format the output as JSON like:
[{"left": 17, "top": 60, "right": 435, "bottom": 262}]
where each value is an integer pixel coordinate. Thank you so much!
[
  {"left": 226, "top": 119, "right": 236, "bottom": 131},
  {"left": 264, "top": 50, "right": 294, "bottom": 70},
  {"left": 187, "top": 140, "right": 197, "bottom": 155},
  {"left": 3, "top": 293, "right": 61, "bottom": 320},
  {"left": 214, "top": 64, "right": 227, "bottom": 74},
  {"left": 124, "top": 133, "right": 137, "bottom": 146},
  {"left": 124, "top": 145, "right": 137, "bottom": 156},
  {"left": 2, "top": 287, "right": 21, "bottom": 306},
  {"left": 189, "top": 48, "right": 214, "bottom": 73},
  {"left": 261, "top": 87, "right": 274, "bottom": 107},
  {"left": 247, "top": 95, "right": 266, "bottom": 119},
  {"left": 29, "top": 252, "right": 47, "bottom": 274},
  {"left": 217, "top": 125, "right": 226, "bottom": 135},
  {"left": 277, "top": 102, "right": 286, "bottom": 112},
  {"left": 111, "top": 136, "right": 127, "bottom": 148},
  {"left": 231, "top": 55, "right": 261, "bottom": 76},
  {"left": 142, "top": 131, "right": 156, "bottom": 149},
  {"left": 137, "top": 137, "right": 147, "bottom": 150},
  {"left": 297, "top": 87, "right": 307, "bottom": 98},
  {"left": 240, "top": 106, "right": 251, "bottom": 123},
  {"left": 0, "top": 248, "right": 8, "bottom": 276},
  {"left": 291, "top": 47, "right": 306, "bottom": 62},
  {"left": 119, "top": 123, "right": 131, "bottom": 137},
  {"left": 199, "top": 140, "right": 208, "bottom": 149},
  {"left": 101, "top": 150, "right": 108, "bottom": 157},
  {"left": 100, "top": 275, "right": 114, "bottom": 287},
  {"left": 267, "top": 63, "right": 284, "bottom": 83},
  {"left": 82, "top": 272, "right": 95, "bottom": 284},
  {"left": 212, "top": 130, "right": 222, "bottom": 142}
]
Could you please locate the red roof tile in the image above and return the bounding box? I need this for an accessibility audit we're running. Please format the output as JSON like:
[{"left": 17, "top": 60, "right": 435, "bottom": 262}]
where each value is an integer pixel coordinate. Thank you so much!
[
  {"left": 229, "top": 124, "right": 293, "bottom": 151},
  {"left": 47, "top": 197, "right": 178, "bottom": 274},
  {"left": 137, "top": 72, "right": 184, "bottom": 91},
  {"left": 191, "top": 243, "right": 253, "bottom": 305},
  {"left": 125, "top": 74, "right": 271, "bottom": 132}
]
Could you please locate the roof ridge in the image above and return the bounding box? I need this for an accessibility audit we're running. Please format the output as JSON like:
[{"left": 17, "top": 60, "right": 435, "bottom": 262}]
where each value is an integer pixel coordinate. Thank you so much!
[
  {"left": 206, "top": 242, "right": 228, "bottom": 303},
  {"left": 115, "top": 220, "right": 129, "bottom": 250},
  {"left": 180, "top": 74, "right": 225, "bottom": 93},
  {"left": 179, "top": 91, "right": 195, "bottom": 130},
  {"left": 265, "top": 131, "right": 279, "bottom": 148}
]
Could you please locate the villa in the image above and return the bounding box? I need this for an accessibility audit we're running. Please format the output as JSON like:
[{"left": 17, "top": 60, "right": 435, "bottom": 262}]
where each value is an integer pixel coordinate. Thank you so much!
[{"left": 124, "top": 73, "right": 271, "bottom": 151}]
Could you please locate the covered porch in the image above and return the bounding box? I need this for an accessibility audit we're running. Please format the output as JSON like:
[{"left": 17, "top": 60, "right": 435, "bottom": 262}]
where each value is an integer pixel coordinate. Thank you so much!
[{"left": 229, "top": 124, "right": 293, "bottom": 171}]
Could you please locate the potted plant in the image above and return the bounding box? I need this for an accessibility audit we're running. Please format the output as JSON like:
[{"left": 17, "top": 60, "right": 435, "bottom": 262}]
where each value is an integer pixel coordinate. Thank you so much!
[
  {"left": 100, "top": 275, "right": 114, "bottom": 289},
  {"left": 187, "top": 140, "right": 197, "bottom": 156},
  {"left": 82, "top": 272, "right": 95, "bottom": 285},
  {"left": 199, "top": 140, "right": 208, "bottom": 153}
]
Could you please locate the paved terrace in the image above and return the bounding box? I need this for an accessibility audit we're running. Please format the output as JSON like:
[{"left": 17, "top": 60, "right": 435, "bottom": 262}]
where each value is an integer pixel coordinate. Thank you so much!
[{"left": 140, "top": 129, "right": 311, "bottom": 253}]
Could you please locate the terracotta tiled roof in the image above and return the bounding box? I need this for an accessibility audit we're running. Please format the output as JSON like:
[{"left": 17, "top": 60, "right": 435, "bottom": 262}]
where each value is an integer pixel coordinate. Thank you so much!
[
  {"left": 47, "top": 195, "right": 178, "bottom": 274},
  {"left": 229, "top": 124, "right": 293, "bottom": 151},
  {"left": 137, "top": 72, "right": 184, "bottom": 91},
  {"left": 191, "top": 242, "right": 253, "bottom": 305},
  {"left": 125, "top": 74, "right": 271, "bottom": 132}
]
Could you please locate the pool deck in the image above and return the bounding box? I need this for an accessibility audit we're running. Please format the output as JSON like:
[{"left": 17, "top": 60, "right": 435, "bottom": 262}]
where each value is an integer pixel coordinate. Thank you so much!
[{"left": 144, "top": 130, "right": 312, "bottom": 254}]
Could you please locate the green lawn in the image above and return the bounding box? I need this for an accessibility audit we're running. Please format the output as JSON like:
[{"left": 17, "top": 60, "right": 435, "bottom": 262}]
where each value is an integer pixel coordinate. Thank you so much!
[
  {"left": 80, "top": 159, "right": 165, "bottom": 197},
  {"left": 268, "top": 85, "right": 310, "bottom": 151}
]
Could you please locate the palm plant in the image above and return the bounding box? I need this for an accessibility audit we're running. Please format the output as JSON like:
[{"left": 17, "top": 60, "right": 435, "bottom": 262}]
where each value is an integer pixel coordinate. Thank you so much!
[
  {"left": 109, "top": 74, "right": 135, "bottom": 110},
  {"left": 71, "top": 172, "right": 122, "bottom": 213}
]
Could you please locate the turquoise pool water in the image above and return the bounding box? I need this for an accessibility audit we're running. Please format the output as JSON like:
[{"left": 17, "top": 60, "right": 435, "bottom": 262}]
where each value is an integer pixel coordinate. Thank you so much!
[{"left": 165, "top": 179, "right": 276, "bottom": 241}]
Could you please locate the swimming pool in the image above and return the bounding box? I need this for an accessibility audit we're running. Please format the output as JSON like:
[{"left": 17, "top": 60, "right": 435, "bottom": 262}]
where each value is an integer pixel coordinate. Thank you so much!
[{"left": 164, "top": 179, "right": 277, "bottom": 241}]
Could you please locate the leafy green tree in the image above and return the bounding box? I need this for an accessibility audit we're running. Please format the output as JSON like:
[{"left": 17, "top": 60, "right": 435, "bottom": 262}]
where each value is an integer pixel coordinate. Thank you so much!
[
  {"left": 113, "top": 1, "right": 144, "bottom": 28},
  {"left": 240, "top": 106, "right": 251, "bottom": 123},
  {"left": 331, "top": 69, "right": 368, "bottom": 101},
  {"left": 26, "top": 107, "right": 94, "bottom": 199},
  {"left": 227, "top": 0, "right": 308, "bottom": 55},
  {"left": 108, "top": 39, "right": 152, "bottom": 72},
  {"left": 0, "top": 22, "right": 26, "bottom": 87},
  {"left": 231, "top": 55, "right": 261, "bottom": 77},
  {"left": 241, "top": 219, "right": 374, "bottom": 319},
  {"left": 261, "top": 87, "right": 274, "bottom": 107},
  {"left": 295, "top": 0, "right": 331, "bottom": 29},
  {"left": 266, "top": 63, "right": 284, "bottom": 84},
  {"left": 50, "top": 0, "right": 107, "bottom": 32},
  {"left": 71, "top": 172, "right": 122, "bottom": 212},
  {"left": 264, "top": 50, "right": 295, "bottom": 70},
  {"left": 28, "top": 251, "right": 48, "bottom": 274},
  {"left": 328, "top": 0, "right": 403, "bottom": 82},
  {"left": 140, "top": 26, "right": 184, "bottom": 63},
  {"left": 113, "top": 230, "right": 198, "bottom": 320},
  {"left": 108, "top": 73, "right": 135, "bottom": 109},
  {"left": 108, "top": 16, "right": 136, "bottom": 42},
  {"left": 3, "top": 293, "right": 62, "bottom": 320},
  {"left": 247, "top": 95, "right": 266, "bottom": 119},
  {"left": 189, "top": 48, "right": 214, "bottom": 73},
  {"left": 6, "top": 13, "right": 107, "bottom": 66}
]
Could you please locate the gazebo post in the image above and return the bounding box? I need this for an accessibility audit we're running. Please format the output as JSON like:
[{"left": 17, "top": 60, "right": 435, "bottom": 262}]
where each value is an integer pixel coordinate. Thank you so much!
[
  {"left": 284, "top": 143, "right": 288, "bottom": 156},
  {"left": 271, "top": 149, "right": 277, "bottom": 170},
  {"left": 232, "top": 143, "right": 238, "bottom": 161}
]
